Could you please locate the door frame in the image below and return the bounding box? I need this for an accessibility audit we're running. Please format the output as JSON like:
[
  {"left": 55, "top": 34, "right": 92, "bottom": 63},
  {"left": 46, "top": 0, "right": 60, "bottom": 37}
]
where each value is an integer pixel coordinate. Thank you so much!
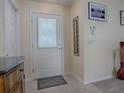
[{"left": 29, "top": 10, "right": 65, "bottom": 79}]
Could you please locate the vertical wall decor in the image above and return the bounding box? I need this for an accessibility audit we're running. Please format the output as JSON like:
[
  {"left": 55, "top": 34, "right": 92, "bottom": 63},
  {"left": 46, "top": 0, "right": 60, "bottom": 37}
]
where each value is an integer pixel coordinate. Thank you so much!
[
  {"left": 120, "top": 11, "right": 124, "bottom": 25},
  {"left": 73, "top": 16, "right": 79, "bottom": 56},
  {"left": 88, "top": 2, "right": 107, "bottom": 22}
]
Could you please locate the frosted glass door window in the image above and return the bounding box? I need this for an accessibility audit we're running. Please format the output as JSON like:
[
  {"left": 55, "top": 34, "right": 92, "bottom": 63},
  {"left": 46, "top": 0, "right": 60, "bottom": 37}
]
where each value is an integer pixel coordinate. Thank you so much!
[{"left": 38, "top": 17, "right": 57, "bottom": 48}]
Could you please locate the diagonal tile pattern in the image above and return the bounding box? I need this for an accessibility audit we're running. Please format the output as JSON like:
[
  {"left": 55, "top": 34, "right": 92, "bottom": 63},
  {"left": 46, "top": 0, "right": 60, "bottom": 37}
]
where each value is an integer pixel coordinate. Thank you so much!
[
  {"left": 92, "top": 78, "right": 124, "bottom": 93},
  {"left": 25, "top": 75, "right": 124, "bottom": 93}
]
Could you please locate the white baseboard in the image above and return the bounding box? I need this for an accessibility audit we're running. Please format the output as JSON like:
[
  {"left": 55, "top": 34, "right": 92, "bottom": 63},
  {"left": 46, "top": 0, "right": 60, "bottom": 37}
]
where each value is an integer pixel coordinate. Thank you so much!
[
  {"left": 84, "top": 75, "right": 114, "bottom": 85},
  {"left": 63, "top": 72, "right": 72, "bottom": 76},
  {"left": 25, "top": 73, "right": 113, "bottom": 86},
  {"left": 65, "top": 72, "right": 84, "bottom": 84},
  {"left": 72, "top": 73, "right": 84, "bottom": 84},
  {"left": 25, "top": 77, "right": 33, "bottom": 82},
  {"left": 63, "top": 72, "right": 73, "bottom": 76}
]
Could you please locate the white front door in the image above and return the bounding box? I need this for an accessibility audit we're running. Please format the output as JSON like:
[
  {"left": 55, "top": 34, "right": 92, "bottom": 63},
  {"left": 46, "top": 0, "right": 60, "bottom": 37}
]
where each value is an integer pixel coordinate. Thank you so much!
[
  {"left": 5, "top": 0, "right": 17, "bottom": 57},
  {"left": 32, "top": 13, "right": 63, "bottom": 79}
]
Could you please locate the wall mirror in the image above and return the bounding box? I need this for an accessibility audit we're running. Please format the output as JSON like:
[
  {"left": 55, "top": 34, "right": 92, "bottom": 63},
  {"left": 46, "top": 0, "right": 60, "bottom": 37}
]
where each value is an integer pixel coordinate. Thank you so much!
[{"left": 73, "top": 16, "right": 80, "bottom": 56}]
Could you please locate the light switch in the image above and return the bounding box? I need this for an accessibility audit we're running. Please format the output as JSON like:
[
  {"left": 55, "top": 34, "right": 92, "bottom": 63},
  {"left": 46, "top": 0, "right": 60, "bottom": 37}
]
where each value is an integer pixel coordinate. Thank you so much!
[{"left": 90, "top": 25, "right": 96, "bottom": 36}]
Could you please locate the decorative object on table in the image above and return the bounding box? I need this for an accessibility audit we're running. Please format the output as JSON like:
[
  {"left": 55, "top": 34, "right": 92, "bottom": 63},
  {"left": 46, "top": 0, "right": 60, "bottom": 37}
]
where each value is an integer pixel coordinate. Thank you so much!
[
  {"left": 73, "top": 16, "right": 80, "bottom": 56},
  {"left": 88, "top": 2, "right": 107, "bottom": 21},
  {"left": 113, "top": 49, "right": 117, "bottom": 77},
  {"left": 113, "top": 49, "right": 120, "bottom": 77},
  {"left": 117, "top": 42, "right": 124, "bottom": 80},
  {"left": 120, "top": 11, "right": 124, "bottom": 25}
]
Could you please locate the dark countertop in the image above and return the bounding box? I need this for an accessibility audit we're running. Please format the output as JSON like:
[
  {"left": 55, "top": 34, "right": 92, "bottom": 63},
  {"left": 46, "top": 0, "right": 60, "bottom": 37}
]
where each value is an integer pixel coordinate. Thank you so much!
[{"left": 0, "top": 56, "right": 24, "bottom": 75}]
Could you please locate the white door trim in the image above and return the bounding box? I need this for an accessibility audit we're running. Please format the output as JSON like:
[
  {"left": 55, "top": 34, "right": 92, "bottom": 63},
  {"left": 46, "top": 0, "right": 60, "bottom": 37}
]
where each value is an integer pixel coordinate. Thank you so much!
[{"left": 29, "top": 9, "right": 65, "bottom": 80}]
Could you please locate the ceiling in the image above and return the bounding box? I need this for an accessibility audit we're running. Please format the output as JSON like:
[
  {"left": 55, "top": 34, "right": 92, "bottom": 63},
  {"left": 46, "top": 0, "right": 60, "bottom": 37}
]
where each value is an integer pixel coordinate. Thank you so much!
[{"left": 34, "top": 0, "right": 73, "bottom": 5}]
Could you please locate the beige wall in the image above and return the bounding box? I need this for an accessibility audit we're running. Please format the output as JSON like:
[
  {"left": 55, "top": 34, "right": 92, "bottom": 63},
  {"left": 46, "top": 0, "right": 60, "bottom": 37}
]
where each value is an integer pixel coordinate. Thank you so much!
[
  {"left": 19, "top": 0, "right": 71, "bottom": 78},
  {"left": 63, "top": 7, "right": 71, "bottom": 74},
  {"left": 69, "top": 0, "right": 84, "bottom": 80},
  {"left": 83, "top": 0, "right": 124, "bottom": 84}
]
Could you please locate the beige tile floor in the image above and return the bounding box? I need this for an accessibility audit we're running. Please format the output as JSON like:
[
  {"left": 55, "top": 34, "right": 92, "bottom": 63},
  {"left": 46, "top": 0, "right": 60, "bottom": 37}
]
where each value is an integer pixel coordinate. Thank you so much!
[{"left": 25, "top": 75, "right": 103, "bottom": 93}]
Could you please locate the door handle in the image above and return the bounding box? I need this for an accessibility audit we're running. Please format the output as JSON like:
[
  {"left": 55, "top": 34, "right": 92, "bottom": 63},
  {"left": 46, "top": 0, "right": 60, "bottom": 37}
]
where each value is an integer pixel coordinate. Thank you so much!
[{"left": 57, "top": 44, "right": 62, "bottom": 49}]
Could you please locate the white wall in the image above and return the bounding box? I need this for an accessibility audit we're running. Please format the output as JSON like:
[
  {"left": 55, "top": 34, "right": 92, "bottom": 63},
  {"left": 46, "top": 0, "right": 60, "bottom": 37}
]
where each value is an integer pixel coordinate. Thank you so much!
[
  {"left": 19, "top": 0, "right": 71, "bottom": 78},
  {"left": 70, "top": 0, "right": 84, "bottom": 80},
  {"left": 0, "top": 0, "right": 20, "bottom": 57},
  {"left": 0, "top": 0, "right": 4, "bottom": 57},
  {"left": 83, "top": 0, "right": 124, "bottom": 84}
]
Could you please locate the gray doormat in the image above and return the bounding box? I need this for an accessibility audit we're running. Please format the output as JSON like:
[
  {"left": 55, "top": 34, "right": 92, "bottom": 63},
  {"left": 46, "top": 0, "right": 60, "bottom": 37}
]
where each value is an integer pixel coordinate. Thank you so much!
[{"left": 37, "top": 76, "right": 67, "bottom": 90}]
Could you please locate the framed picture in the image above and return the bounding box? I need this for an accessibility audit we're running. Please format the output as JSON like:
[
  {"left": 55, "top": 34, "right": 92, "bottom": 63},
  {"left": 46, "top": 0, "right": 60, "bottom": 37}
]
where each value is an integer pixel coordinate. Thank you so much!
[
  {"left": 88, "top": 2, "right": 107, "bottom": 21},
  {"left": 120, "top": 11, "right": 124, "bottom": 25},
  {"left": 73, "top": 16, "right": 79, "bottom": 56}
]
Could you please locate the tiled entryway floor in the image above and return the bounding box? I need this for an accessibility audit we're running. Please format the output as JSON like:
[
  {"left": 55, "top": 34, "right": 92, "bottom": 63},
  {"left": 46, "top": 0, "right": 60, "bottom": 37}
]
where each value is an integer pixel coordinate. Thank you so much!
[{"left": 25, "top": 75, "right": 124, "bottom": 93}]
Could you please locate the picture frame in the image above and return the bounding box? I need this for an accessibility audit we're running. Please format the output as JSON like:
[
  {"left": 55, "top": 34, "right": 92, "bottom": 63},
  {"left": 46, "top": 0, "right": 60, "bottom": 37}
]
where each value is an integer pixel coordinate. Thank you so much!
[
  {"left": 73, "top": 16, "right": 79, "bottom": 56},
  {"left": 120, "top": 11, "right": 124, "bottom": 25},
  {"left": 88, "top": 2, "right": 107, "bottom": 22}
]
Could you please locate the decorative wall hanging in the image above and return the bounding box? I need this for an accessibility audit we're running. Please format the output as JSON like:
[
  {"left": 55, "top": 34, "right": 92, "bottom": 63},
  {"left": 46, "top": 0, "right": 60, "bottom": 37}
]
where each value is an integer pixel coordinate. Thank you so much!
[
  {"left": 120, "top": 11, "right": 124, "bottom": 25},
  {"left": 88, "top": 2, "right": 107, "bottom": 21},
  {"left": 73, "top": 16, "right": 79, "bottom": 56}
]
